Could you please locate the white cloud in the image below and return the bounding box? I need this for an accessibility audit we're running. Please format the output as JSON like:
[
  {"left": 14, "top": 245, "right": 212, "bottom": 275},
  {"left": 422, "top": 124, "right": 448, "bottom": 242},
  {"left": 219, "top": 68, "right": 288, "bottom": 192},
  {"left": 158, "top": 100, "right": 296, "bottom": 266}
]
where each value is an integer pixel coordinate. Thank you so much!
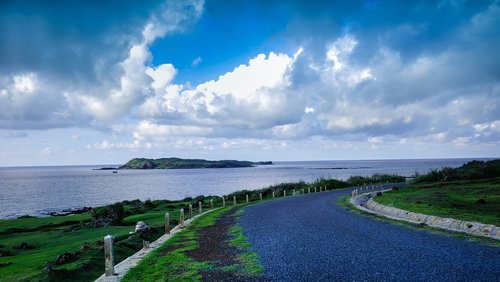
[
  {"left": 191, "top": 56, "right": 202, "bottom": 67},
  {"left": 304, "top": 107, "right": 315, "bottom": 114},
  {"left": 63, "top": 0, "right": 204, "bottom": 122},
  {"left": 138, "top": 50, "right": 304, "bottom": 131},
  {"left": 13, "top": 73, "right": 37, "bottom": 93},
  {"left": 197, "top": 52, "right": 293, "bottom": 99},
  {"left": 146, "top": 64, "right": 177, "bottom": 92},
  {"left": 134, "top": 120, "right": 213, "bottom": 139}
]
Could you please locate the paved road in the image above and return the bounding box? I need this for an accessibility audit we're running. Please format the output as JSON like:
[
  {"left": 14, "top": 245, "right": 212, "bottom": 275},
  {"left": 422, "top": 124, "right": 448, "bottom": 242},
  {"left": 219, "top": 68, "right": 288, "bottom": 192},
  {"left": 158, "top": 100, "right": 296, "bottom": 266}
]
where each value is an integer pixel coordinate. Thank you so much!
[{"left": 239, "top": 188, "right": 500, "bottom": 281}]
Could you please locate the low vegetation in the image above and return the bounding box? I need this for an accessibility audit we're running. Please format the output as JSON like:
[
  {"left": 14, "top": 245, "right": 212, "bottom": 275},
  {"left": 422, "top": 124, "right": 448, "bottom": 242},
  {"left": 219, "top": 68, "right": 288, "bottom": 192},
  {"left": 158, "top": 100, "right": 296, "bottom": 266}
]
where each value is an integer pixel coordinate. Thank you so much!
[
  {"left": 227, "top": 174, "right": 404, "bottom": 202},
  {"left": 413, "top": 159, "right": 500, "bottom": 183},
  {"left": 123, "top": 206, "right": 264, "bottom": 281},
  {"left": 120, "top": 157, "right": 272, "bottom": 169},
  {"left": 374, "top": 160, "right": 500, "bottom": 226},
  {"left": 0, "top": 198, "right": 213, "bottom": 281},
  {"left": 0, "top": 173, "right": 404, "bottom": 281},
  {"left": 375, "top": 178, "right": 500, "bottom": 226}
]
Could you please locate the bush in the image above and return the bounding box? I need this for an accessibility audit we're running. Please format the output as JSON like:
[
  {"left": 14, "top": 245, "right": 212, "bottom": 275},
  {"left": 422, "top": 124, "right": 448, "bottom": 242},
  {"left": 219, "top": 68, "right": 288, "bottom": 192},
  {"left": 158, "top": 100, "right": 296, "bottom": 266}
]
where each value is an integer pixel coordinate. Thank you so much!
[
  {"left": 413, "top": 159, "right": 500, "bottom": 183},
  {"left": 347, "top": 174, "right": 405, "bottom": 186},
  {"left": 312, "top": 178, "right": 349, "bottom": 190},
  {"left": 90, "top": 203, "right": 125, "bottom": 227}
]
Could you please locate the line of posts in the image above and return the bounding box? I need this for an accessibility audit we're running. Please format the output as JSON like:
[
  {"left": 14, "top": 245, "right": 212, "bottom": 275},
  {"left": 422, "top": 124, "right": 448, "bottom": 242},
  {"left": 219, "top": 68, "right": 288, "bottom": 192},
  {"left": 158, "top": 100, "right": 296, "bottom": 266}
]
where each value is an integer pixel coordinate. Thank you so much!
[{"left": 103, "top": 185, "right": 338, "bottom": 276}]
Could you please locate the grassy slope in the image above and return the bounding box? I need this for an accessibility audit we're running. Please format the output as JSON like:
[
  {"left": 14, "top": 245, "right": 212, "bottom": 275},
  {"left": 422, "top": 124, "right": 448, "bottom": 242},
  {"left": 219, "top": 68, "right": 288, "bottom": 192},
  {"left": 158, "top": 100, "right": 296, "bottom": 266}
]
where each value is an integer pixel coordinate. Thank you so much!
[
  {"left": 375, "top": 178, "right": 500, "bottom": 226},
  {"left": 123, "top": 205, "right": 264, "bottom": 281},
  {"left": 123, "top": 207, "right": 228, "bottom": 281},
  {"left": 0, "top": 202, "right": 192, "bottom": 281}
]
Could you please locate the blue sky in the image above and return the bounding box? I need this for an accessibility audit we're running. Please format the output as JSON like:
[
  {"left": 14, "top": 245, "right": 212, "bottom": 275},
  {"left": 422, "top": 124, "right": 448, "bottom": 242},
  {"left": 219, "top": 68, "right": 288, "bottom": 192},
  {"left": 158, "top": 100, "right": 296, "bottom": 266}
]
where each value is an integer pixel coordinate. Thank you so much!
[{"left": 0, "top": 0, "right": 499, "bottom": 166}]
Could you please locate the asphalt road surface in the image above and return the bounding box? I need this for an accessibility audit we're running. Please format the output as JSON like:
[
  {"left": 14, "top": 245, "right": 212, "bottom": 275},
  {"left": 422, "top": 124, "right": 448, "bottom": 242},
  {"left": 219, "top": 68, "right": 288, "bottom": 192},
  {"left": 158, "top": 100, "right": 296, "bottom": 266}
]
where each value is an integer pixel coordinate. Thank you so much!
[{"left": 239, "top": 188, "right": 500, "bottom": 281}]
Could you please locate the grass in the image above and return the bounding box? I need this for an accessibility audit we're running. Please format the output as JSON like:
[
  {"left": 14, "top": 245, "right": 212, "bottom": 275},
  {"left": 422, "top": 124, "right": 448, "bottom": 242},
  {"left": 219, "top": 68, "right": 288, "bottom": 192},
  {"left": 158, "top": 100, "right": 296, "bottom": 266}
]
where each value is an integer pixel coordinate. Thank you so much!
[
  {"left": 338, "top": 194, "right": 500, "bottom": 247},
  {"left": 374, "top": 178, "right": 500, "bottom": 226},
  {"left": 123, "top": 204, "right": 264, "bottom": 281},
  {"left": 229, "top": 208, "right": 264, "bottom": 275},
  {"left": 0, "top": 199, "right": 207, "bottom": 282},
  {"left": 123, "top": 228, "right": 211, "bottom": 281},
  {"left": 122, "top": 207, "right": 230, "bottom": 282}
]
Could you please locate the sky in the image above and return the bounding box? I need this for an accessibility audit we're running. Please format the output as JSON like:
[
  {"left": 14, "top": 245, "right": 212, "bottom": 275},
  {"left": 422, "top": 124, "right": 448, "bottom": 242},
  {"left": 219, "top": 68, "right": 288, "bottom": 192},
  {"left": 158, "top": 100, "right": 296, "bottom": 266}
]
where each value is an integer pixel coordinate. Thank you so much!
[{"left": 0, "top": 0, "right": 499, "bottom": 166}]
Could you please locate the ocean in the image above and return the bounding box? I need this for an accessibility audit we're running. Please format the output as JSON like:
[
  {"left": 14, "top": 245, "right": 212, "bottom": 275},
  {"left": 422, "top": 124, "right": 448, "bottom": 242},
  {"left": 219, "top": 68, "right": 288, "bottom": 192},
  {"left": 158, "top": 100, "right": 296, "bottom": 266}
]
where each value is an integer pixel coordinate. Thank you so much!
[{"left": 0, "top": 158, "right": 485, "bottom": 219}]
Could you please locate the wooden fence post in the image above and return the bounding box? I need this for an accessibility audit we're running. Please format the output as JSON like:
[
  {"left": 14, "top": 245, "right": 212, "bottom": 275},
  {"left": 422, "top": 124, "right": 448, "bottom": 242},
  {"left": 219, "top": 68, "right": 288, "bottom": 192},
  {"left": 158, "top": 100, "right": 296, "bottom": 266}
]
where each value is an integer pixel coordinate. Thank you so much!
[{"left": 189, "top": 204, "right": 193, "bottom": 219}]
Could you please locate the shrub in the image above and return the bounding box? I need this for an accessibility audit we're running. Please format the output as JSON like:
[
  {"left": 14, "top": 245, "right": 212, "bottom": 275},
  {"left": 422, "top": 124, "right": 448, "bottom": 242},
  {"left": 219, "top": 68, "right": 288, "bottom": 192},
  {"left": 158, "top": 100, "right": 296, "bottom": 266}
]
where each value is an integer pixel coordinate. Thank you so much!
[
  {"left": 413, "top": 159, "right": 500, "bottom": 183},
  {"left": 346, "top": 174, "right": 405, "bottom": 186},
  {"left": 90, "top": 203, "right": 125, "bottom": 227}
]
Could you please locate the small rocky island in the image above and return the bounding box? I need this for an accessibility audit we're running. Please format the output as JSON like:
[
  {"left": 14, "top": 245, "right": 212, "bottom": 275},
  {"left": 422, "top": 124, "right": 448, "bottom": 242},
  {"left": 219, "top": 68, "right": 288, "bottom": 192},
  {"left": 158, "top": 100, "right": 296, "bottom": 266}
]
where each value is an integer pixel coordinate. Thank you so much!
[{"left": 112, "top": 157, "right": 272, "bottom": 169}]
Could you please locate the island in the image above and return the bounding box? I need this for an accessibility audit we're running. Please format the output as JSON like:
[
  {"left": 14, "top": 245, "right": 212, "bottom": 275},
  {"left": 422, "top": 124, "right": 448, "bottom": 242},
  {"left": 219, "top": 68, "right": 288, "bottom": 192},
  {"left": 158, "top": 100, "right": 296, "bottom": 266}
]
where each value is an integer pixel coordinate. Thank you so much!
[{"left": 115, "top": 157, "right": 273, "bottom": 169}]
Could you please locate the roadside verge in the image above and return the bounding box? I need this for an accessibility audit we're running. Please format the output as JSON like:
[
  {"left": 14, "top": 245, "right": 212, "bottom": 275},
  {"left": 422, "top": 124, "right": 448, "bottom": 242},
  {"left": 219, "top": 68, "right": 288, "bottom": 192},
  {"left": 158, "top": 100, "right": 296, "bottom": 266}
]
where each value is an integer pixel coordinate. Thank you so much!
[{"left": 350, "top": 189, "right": 500, "bottom": 240}]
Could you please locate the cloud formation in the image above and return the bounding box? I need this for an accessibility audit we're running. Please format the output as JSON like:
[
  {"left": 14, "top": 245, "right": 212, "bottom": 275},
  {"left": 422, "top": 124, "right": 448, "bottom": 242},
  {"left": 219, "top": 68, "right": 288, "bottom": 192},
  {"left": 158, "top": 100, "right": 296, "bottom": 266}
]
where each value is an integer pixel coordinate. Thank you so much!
[{"left": 0, "top": 0, "right": 499, "bottom": 163}]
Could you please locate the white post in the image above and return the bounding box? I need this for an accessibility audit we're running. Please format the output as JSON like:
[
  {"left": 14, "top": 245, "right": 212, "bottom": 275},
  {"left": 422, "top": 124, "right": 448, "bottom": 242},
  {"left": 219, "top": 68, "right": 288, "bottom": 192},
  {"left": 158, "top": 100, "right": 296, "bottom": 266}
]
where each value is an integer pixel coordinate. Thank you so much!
[
  {"left": 198, "top": 201, "right": 202, "bottom": 214},
  {"left": 189, "top": 204, "right": 193, "bottom": 219},
  {"left": 308, "top": 187, "right": 311, "bottom": 194},
  {"left": 302, "top": 188, "right": 305, "bottom": 194},
  {"left": 165, "top": 212, "right": 170, "bottom": 234},
  {"left": 222, "top": 196, "right": 226, "bottom": 207},
  {"left": 210, "top": 199, "right": 213, "bottom": 209},
  {"left": 246, "top": 194, "right": 249, "bottom": 203},
  {"left": 180, "top": 209, "right": 185, "bottom": 226},
  {"left": 104, "top": 235, "right": 114, "bottom": 276},
  {"left": 283, "top": 190, "right": 286, "bottom": 197},
  {"left": 272, "top": 191, "right": 275, "bottom": 198},
  {"left": 233, "top": 196, "right": 236, "bottom": 206},
  {"left": 260, "top": 193, "right": 263, "bottom": 201},
  {"left": 314, "top": 187, "right": 317, "bottom": 193}
]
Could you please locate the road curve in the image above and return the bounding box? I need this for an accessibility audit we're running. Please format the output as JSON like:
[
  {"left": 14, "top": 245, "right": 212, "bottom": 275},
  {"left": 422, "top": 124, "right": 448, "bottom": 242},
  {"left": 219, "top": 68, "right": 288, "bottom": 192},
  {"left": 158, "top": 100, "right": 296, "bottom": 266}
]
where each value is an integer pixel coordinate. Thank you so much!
[{"left": 239, "top": 188, "right": 500, "bottom": 281}]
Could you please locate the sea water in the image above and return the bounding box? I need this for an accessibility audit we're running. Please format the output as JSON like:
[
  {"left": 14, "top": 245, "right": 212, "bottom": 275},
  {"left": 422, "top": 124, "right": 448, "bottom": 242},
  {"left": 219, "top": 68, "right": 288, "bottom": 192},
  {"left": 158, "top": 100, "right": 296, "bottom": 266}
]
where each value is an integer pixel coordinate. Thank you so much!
[{"left": 0, "top": 158, "right": 486, "bottom": 218}]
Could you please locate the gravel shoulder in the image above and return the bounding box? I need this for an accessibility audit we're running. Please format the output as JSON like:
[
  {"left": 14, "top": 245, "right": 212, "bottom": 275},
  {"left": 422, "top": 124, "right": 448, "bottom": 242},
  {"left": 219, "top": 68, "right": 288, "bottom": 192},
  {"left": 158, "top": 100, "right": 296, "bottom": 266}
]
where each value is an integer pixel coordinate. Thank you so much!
[{"left": 239, "top": 189, "right": 500, "bottom": 281}]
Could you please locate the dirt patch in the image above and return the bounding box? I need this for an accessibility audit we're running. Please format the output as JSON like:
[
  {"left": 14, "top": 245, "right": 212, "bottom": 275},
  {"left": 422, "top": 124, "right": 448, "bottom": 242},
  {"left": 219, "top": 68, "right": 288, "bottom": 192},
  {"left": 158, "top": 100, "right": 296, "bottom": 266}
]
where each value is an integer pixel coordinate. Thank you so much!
[
  {"left": 184, "top": 207, "right": 267, "bottom": 281},
  {"left": 185, "top": 208, "right": 240, "bottom": 266}
]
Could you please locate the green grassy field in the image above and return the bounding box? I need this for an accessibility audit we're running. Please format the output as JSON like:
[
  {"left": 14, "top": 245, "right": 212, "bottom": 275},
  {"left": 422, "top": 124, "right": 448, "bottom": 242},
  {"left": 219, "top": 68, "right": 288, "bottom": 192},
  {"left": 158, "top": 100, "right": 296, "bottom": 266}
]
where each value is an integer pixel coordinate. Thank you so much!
[
  {"left": 0, "top": 200, "right": 198, "bottom": 282},
  {"left": 374, "top": 178, "right": 500, "bottom": 226}
]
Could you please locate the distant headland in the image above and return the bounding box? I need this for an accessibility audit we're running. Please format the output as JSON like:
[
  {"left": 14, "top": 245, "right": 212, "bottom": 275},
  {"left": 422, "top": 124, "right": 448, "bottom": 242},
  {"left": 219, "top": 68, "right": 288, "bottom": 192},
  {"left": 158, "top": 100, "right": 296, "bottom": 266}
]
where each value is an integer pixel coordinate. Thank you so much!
[{"left": 96, "top": 157, "right": 273, "bottom": 170}]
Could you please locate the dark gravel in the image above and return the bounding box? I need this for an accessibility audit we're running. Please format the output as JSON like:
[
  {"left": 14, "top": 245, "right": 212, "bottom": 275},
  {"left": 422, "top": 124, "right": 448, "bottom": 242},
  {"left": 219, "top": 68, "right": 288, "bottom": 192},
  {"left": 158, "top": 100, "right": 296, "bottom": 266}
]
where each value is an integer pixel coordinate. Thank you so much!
[
  {"left": 240, "top": 188, "right": 500, "bottom": 281},
  {"left": 185, "top": 207, "right": 266, "bottom": 281}
]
